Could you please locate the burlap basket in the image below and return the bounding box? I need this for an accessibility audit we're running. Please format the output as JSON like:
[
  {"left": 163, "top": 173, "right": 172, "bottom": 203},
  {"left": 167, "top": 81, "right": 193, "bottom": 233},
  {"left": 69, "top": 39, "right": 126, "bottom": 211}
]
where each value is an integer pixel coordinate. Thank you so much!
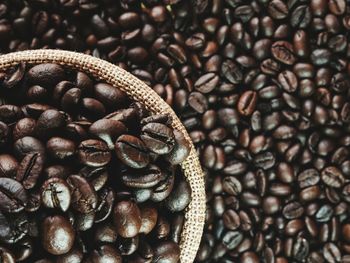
[{"left": 0, "top": 49, "right": 206, "bottom": 263}]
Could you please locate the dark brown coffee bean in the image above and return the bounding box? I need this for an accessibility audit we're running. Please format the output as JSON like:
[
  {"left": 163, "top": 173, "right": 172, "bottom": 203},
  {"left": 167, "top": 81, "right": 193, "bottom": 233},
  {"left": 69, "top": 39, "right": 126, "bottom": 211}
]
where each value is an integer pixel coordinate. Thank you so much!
[
  {"left": 35, "top": 109, "right": 66, "bottom": 137},
  {"left": 164, "top": 176, "right": 191, "bottom": 211},
  {"left": 94, "top": 83, "right": 128, "bottom": 110},
  {"left": 42, "top": 215, "right": 75, "bottom": 255},
  {"left": 114, "top": 200, "right": 141, "bottom": 238},
  {"left": 0, "top": 104, "right": 23, "bottom": 124},
  {"left": 78, "top": 139, "right": 111, "bottom": 167},
  {"left": 141, "top": 122, "right": 175, "bottom": 154},
  {"left": 89, "top": 245, "right": 122, "bottom": 263},
  {"left": 14, "top": 136, "right": 45, "bottom": 159},
  {"left": 283, "top": 202, "right": 304, "bottom": 219},
  {"left": 165, "top": 129, "right": 190, "bottom": 165},
  {"left": 13, "top": 118, "right": 36, "bottom": 141},
  {"left": 188, "top": 92, "right": 208, "bottom": 113},
  {"left": 271, "top": 41, "right": 296, "bottom": 65},
  {"left": 0, "top": 178, "right": 27, "bottom": 213},
  {"left": 67, "top": 175, "right": 97, "bottom": 213},
  {"left": 323, "top": 243, "right": 341, "bottom": 263},
  {"left": 46, "top": 137, "right": 76, "bottom": 160},
  {"left": 41, "top": 177, "right": 71, "bottom": 212},
  {"left": 153, "top": 241, "right": 180, "bottom": 263},
  {"left": 140, "top": 204, "right": 158, "bottom": 234},
  {"left": 0, "top": 211, "right": 28, "bottom": 244},
  {"left": 321, "top": 166, "right": 345, "bottom": 188},
  {"left": 115, "top": 135, "right": 149, "bottom": 169},
  {"left": 16, "top": 153, "right": 44, "bottom": 189},
  {"left": 122, "top": 164, "right": 164, "bottom": 189},
  {"left": 0, "top": 154, "right": 18, "bottom": 178},
  {"left": 27, "top": 64, "right": 65, "bottom": 88},
  {"left": 268, "top": 0, "right": 288, "bottom": 19},
  {"left": 89, "top": 119, "right": 127, "bottom": 150},
  {"left": 194, "top": 73, "right": 219, "bottom": 93},
  {"left": 237, "top": 91, "right": 257, "bottom": 116}
]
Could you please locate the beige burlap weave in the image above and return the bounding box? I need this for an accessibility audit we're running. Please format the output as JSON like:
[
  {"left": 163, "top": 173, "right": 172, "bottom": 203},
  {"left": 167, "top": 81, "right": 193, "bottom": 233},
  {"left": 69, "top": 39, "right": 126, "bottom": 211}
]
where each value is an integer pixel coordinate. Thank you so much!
[{"left": 0, "top": 49, "right": 206, "bottom": 263}]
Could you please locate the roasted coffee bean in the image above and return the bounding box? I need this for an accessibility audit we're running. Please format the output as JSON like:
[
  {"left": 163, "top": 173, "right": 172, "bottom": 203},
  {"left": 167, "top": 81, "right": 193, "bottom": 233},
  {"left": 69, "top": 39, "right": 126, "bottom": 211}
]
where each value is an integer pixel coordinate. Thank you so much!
[
  {"left": 42, "top": 215, "right": 75, "bottom": 255},
  {"left": 78, "top": 139, "right": 111, "bottom": 167},
  {"left": 321, "top": 166, "right": 345, "bottom": 188},
  {"left": 165, "top": 178, "right": 191, "bottom": 212},
  {"left": 35, "top": 109, "right": 66, "bottom": 137},
  {"left": 0, "top": 211, "right": 28, "bottom": 244},
  {"left": 115, "top": 135, "right": 150, "bottom": 169},
  {"left": 0, "top": 178, "right": 27, "bottom": 213},
  {"left": 13, "top": 118, "right": 36, "bottom": 141},
  {"left": 0, "top": 154, "right": 18, "bottom": 178},
  {"left": 153, "top": 241, "right": 180, "bottom": 263},
  {"left": 237, "top": 91, "right": 257, "bottom": 116},
  {"left": 141, "top": 122, "right": 175, "bottom": 154},
  {"left": 114, "top": 200, "right": 141, "bottom": 238},
  {"left": 194, "top": 73, "right": 219, "bottom": 93},
  {"left": 89, "top": 245, "right": 122, "bottom": 263},
  {"left": 14, "top": 136, "right": 45, "bottom": 159},
  {"left": 283, "top": 202, "right": 304, "bottom": 219},
  {"left": 140, "top": 204, "right": 158, "bottom": 234},
  {"left": 27, "top": 64, "right": 65, "bottom": 88},
  {"left": 16, "top": 153, "right": 44, "bottom": 189},
  {"left": 271, "top": 41, "right": 296, "bottom": 65},
  {"left": 165, "top": 129, "right": 190, "bottom": 165},
  {"left": 46, "top": 137, "right": 75, "bottom": 160},
  {"left": 95, "top": 188, "right": 115, "bottom": 223},
  {"left": 79, "top": 166, "right": 108, "bottom": 191},
  {"left": 89, "top": 119, "right": 127, "bottom": 150},
  {"left": 0, "top": 105, "right": 23, "bottom": 124},
  {"left": 122, "top": 164, "right": 164, "bottom": 189},
  {"left": 67, "top": 175, "right": 97, "bottom": 214},
  {"left": 41, "top": 177, "right": 71, "bottom": 212}
]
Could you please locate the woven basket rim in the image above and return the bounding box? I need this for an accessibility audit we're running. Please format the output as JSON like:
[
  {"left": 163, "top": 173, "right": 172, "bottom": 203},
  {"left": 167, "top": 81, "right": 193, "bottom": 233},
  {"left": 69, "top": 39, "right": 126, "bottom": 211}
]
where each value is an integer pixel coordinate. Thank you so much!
[{"left": 0, "top": 49, "right": 206, "bottom": 263}]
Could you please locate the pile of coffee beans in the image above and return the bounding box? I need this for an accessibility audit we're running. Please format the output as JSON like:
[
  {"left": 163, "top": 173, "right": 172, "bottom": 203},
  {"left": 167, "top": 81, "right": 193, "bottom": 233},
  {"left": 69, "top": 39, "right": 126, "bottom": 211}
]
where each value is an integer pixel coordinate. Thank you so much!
[
  {"left": 0, "top": 62, "right": 191, "bottom": 262},
  {"left": 2, "top": 0, "right": 350, "bottom": 262}
]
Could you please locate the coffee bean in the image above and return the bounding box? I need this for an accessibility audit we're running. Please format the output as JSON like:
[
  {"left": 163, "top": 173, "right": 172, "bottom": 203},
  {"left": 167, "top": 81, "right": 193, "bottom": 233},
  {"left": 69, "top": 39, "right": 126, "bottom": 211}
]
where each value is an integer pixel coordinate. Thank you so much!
[
  {"left": 140, "top": 204, "right": 158, "bottom": 234},
  {"left": 163, "top": 174, "right": 190, "bottom": 211},
  {"left": 78, "top": 139, "right": 111, "bottom": 167},
  {"left": 94, "top": 83, "right": 128, "bottom": 110},
  {"left": 268, "top": 0, "right": 288, "bottom": 19},
  {"left": 35, "top": 109, "right": 66, "bottom": 137},
  {"left": 0, "top": 104, "right": 23, "bottom": 124},
  {"left": 13, "top": 118, "right": 36, "bottom": 141},
  {"left": 323, "top": 243, "right": 341, "bottom": 263},
  {"left": 222, "top": 231, "right": 243, "bottom": 250},
  {"left": 16, "top": 153, "right": 44, "bottom": 189},
  {"left": 0, "top": 154, "right": 18, "bottom": 178},
  {"left": 0, "top": 211, "right": 28, "bottom": 244},
  {"left": 122, "top": 164, "right": 164, "bottom": 189},
  {"left": 0, "top": 178, "right": 27, "bottom": 213},
  {"left": 237, "top": 91, "right": 257, "bottom": 116},
  {"left": 14, "top": 136, "right": 45, "bottom": 159},
  {"left": 27, "top": 64, "right": 65, "bottom": 88},
  {"left": 89, "top": 245, "right": 122, "bottom": 263},
  {"left": 321, "top": 166, "right": 345, "bottom": 188},
  {"left": 42, "top": 215, "right": 75, "bottom": 255},
  {"left": 46, "top": 137, "right": 76, "bottom": 160},
  {"left": 41, "top": 177, "right": 71, "bottom": 212},
  {"left": 194, "top": 73, "right": 219, "bottom": 93},
  {"left": 153, "top": 241, "right": 180, "bottom": 263},
  {"left": 271, "top": 41, "right": 296, "bottom": 65},
  {"left": 114, "top": 200, "right": 141, "bottom": 238},
  {"left": 115, "top": 135, "right": 149, "bottom": 169},
  {"left": 141, "top": 122, "right": 175, "bottom": 154},
  {"left": 89, "top": 119, "right": 127, "bottom": 150},
  {"left": 67, "top": 175, "right": 97, "bottom": 213}
]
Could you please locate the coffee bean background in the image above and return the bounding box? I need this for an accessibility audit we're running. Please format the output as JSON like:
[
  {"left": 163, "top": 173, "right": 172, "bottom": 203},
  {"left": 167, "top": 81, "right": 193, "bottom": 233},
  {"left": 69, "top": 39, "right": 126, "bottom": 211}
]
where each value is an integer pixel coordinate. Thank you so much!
[{"left": 2, "top": 0, "right": 350, "bottom": 262}]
